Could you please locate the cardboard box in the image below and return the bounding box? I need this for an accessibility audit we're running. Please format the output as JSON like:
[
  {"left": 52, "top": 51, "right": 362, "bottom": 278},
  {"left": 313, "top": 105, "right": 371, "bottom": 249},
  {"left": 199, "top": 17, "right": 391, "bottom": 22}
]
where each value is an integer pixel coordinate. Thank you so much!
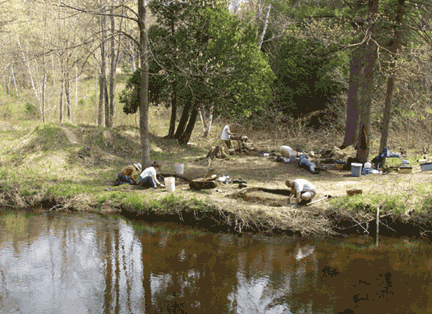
[
  {"left": 399, "top": 166, "right": 413, "bottom": 174},
  {"left": 421, "top": 162, "right": 432, "bottom": 171}
]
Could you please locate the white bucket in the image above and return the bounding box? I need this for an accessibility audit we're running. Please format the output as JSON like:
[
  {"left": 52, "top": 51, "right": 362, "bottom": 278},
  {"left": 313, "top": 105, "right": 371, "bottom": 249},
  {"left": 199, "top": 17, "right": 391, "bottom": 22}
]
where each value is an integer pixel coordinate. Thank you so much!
[
  {"left": 351, "top": 163, "right": 363, "bottom": 177},
  {"left": 175, "top": 163, "right": 184, "bottom": 175},
  {"left": 164, "top": 177, "right": 175, "bottom": 192}
]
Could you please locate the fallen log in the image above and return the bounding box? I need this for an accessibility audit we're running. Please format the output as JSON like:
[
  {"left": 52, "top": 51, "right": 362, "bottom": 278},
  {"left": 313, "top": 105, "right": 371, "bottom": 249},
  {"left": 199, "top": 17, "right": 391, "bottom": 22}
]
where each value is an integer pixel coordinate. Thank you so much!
[{"left": 189, "top": 181, "right": 218, "bottom": 190}]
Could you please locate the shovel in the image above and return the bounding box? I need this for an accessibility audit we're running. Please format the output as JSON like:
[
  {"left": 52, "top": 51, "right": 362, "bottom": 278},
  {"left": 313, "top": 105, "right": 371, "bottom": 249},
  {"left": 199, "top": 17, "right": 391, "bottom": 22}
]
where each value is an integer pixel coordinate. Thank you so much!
[{"left": 307, "top": 194, "right": 332, "bottom": 206}]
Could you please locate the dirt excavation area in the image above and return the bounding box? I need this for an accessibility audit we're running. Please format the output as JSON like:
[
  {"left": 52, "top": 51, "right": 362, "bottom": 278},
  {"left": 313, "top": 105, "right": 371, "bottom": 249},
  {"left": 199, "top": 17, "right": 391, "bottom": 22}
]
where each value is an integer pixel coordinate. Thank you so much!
[{"left": 179, "top": 152, "right": 426, "bottom": 208}]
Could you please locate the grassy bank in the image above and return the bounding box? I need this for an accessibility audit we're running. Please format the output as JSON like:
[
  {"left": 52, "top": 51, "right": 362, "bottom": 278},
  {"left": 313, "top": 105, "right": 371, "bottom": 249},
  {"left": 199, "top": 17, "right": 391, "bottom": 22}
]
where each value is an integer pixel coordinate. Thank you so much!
[{"left": 1, "top": 118, "right": 432, "bottom": 238}]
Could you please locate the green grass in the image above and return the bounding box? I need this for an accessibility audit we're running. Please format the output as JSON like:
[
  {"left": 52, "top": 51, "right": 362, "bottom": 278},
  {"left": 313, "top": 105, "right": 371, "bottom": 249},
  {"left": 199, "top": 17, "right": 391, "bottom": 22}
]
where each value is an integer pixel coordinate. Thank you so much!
[
  {"left": 46, "top": 183, "right": 102, "bottom": 198},
  {"left": 330, "top": 192, "right": 407, "bottom": 215}
]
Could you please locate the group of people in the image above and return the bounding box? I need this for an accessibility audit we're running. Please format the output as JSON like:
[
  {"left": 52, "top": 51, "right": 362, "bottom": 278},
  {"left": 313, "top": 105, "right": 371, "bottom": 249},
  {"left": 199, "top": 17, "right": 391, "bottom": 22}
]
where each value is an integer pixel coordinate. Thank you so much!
[
  {"left": 112, "top": 124, "right": 317, "bottom": 205},
  {"left": 114, "top": 161, "right": 165, "bottom": 188},
  {"left": 223, "top": 126, "right": 317, "bottom": 205}
]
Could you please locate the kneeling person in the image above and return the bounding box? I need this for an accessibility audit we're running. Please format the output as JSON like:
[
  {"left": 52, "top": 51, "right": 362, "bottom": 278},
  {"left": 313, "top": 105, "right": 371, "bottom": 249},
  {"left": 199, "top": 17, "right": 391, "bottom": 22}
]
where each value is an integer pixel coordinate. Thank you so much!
[
  {"left": 115, "top": 163, "right": 142, "bottom": 185},
  {"left": 286, "top": 179, "right": 316, "bottom": 205},
  {"left": 139, "top": 161, "right": 164, "bottom": 188}
]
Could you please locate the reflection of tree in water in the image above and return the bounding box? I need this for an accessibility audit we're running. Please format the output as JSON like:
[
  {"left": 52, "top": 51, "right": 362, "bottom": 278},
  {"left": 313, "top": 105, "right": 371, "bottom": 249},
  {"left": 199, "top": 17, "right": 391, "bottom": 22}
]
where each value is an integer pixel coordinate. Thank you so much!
[
  {"left": 138, "top": 232, "right": 238, "bottom": 313},
  {"left": 234, "top": 240, "right": 319, "bottom": 314}
]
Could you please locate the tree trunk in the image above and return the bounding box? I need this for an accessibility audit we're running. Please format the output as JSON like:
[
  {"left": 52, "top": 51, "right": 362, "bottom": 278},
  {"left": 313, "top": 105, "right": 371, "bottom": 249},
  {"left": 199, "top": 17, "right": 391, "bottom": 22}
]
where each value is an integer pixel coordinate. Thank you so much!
[
  {"left": 167, "top": 18, "right": 177, "bottom": 139},
  {"left": 75, "top": 64, "right": 78, "bottom": 122},
  {"left": 138, "top": 0, "right": 151, "bottom": 168},
  {"left": 258, "top": 4, "right": 271, "bottom": 49},
  {"left": 356, "top": 0, "right": 379, "bottom": 162},
  {"left": 101, "top": 11, "right": 109, "bottom": 127},
  {"left": 9, "top": 66, "right": 18, "bottom": 97},
  {"left": 167, "top": 82, "right": 177, "bottom": 138},
  {"left": 174, "top": 102, "right": 192, "bottom": 139},
  {"left": 17, "top": 38, "right": 40, "bottom": 102},
  {"left": 379, "top": 0, "right": 405, "bottom": 154},
  {"left": 199, "top": 105, "right": 214, "bottom": 138},
  {"left": 98, "top": 74, "right": 105, "bottom": 126},
  {"left": 179, "top": 106, "right": 198, "bottom": 145},
  {"left": 199, "top": 107, "right": 207, "bottom": 135},
  {"left": 206, "top": 105, "right": 214, "bottom": 137},
  {"left": 95, "top": 67, "right": 99, "bottom": 125},
  {"left": 107, "top": 5, "right": 117, "bottom": 128},
  {"left": 60, "top": 77, "right": 64, "bottom": 123},
  {"left": 65, "top": 71, "right": 72, "bottom": 120},
  {"left": 341, "top": 53, "right": 363, "bottom": 148},
  {"left": 41, "top": 74, "right": 46, "bottom": 123}
]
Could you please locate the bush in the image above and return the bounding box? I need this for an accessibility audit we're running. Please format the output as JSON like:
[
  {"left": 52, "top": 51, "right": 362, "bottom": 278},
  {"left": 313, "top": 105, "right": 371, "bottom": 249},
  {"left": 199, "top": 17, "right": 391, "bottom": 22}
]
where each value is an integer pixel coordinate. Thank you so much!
[{"left": 25, "top": 103, "right": 40, "bottom": 120}]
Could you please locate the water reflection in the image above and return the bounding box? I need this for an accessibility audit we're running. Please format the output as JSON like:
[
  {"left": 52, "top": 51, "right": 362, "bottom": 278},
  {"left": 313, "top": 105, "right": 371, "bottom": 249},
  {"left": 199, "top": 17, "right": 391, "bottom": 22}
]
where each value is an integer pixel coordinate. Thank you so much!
[{"left": 0, "top": 209, "right": 431, "bottom": 313}]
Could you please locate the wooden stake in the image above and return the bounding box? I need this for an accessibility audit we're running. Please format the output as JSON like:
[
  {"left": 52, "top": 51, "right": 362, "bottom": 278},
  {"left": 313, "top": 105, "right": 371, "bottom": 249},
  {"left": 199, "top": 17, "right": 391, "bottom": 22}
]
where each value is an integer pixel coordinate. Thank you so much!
[{"left": 376, "top": 206, "right": 380, "bottom": 247}]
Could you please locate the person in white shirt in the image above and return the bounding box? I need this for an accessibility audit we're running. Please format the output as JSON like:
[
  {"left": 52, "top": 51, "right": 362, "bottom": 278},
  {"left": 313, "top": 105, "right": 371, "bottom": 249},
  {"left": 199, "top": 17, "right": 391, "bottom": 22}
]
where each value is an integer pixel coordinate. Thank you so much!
[
  {"left": 139, "top": 161, "right": 164, "bottom": 188},
  {"left": 280, "top": 145, "right": 293, "bottom": 157},
  {"left": 286, "top": 179, "right": 316, "bottom": 204},
  {"left": 221, "top": 124, "right": 232, "bottom": 149}
]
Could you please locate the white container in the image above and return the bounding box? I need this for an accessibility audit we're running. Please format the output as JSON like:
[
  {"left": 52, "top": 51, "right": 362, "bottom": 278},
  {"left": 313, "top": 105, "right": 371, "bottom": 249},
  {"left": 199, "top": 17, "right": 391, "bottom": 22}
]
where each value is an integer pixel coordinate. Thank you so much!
[
  {"left": 421, "top": 162, "right": 432, "bottom": 171},
  {"left": 175, "top": 163, "right": 184, "bottom": 175},
  {"left": 263, "top": 153, "right": 269, "bottom": 157},
  {"left": 351, "top": 163, "right": 363, "bottom": 177},
  {"left": 363, "top": 162, "right": 371, "bottom": 175},
  {"left": 164, "top": 177, "right": 175, "bottom": 192}
]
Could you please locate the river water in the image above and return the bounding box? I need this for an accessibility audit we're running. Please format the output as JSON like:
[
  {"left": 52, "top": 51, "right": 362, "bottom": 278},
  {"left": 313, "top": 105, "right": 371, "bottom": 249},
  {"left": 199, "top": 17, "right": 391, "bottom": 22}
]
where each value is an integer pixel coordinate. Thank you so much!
[{"left": 0, "top": 209, "right": 431, "bottom": 314}]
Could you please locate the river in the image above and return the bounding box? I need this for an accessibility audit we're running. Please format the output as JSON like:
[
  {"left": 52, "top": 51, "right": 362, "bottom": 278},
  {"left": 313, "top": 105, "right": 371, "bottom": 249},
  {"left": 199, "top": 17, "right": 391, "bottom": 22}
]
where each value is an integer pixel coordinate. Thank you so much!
[{"left": 0, "top": 209, "right": 431, "bottom": 313}]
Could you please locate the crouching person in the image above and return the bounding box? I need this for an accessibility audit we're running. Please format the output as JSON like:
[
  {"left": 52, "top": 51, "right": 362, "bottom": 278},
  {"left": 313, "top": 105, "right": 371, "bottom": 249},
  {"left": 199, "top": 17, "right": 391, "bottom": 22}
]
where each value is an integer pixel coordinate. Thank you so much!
[
  {"left": 139, "top": 161, "right": 164, "bottom": 189},
  {"left": 115, "top": 163, "right": 142, "bottom": 186},
  {"left": 286, "top": 179, "right": 316, "bottom": 205}
]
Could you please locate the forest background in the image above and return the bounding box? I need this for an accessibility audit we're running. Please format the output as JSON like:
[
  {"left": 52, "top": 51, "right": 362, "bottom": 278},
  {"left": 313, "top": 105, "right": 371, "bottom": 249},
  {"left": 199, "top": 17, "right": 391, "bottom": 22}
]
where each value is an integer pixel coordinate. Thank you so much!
[{"left": 0, "top": 0, "right": 431, "bottom": 168}]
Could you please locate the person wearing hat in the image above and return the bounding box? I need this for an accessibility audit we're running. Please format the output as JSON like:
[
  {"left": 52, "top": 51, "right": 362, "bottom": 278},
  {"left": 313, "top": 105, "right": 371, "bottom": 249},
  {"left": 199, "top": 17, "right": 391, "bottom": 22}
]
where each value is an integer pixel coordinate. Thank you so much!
[
  {"left": 139, "top": 161, "right": 165, "bottom": 188},
  {"left": 114, "top": 162, "right": 142, "bottom": 186},
  {"left": 285, "top": 179, "right": 316, "bottom": 205}
]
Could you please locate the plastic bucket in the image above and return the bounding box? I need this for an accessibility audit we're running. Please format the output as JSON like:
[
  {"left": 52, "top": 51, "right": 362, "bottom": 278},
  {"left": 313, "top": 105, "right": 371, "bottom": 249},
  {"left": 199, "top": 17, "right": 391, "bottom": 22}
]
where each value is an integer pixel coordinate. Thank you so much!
[
  {"left": 164, "top": 177, "right": 175, "bottom": 192},
  {"left": 175, "top": 163, "right": 184, "bottom": 175},
  {"left": 351, "top": 163, "right": 363, "bottom": 177}
]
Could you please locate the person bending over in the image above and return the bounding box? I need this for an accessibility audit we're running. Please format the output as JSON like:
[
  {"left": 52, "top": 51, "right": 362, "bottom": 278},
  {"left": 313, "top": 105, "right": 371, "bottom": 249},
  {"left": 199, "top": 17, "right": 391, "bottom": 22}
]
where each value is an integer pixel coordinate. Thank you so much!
[
  {"left": 139, "top": 161, "right": 164, "bottom": 189},
  {"left": 115, "top": 163, "right": 142, "bottom": 185},
  {"left": 286, "top": 179, "right": 316, "bottom": 205}
]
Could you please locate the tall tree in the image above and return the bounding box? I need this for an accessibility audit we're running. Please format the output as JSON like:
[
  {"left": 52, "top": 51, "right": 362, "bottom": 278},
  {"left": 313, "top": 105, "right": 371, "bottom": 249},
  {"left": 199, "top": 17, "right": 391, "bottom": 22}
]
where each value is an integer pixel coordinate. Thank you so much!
[
  {"left": 379, "top": 0, "right": 406, "bottom": 154},
  {"left": 356, "top": 0, "right": 380, "bottom": 162},
  {"left": 121, "top": 4, "right": 275, "bottom": 144},
  {"left": 138, "top": 0, "right": 151, "bottom": 167},
  {"left": 341, "top": 0, "right": 366, "bottom": 148}
]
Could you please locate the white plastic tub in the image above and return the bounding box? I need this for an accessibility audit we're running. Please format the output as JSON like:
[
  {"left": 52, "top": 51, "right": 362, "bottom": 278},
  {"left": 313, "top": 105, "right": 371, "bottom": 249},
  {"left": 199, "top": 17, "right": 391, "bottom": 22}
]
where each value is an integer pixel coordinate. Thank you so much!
[
  {"left": 164, "top": 177, "right": 175, "bottom": 192},
  {"left": 175, "top": 163, "right": 184, "bottom": 175},
  {"left": 421, "top": 162, "right": 432, "bottom": 171},
  {"left": 351, "top": 163, "right": 363, "bottom": 177}
]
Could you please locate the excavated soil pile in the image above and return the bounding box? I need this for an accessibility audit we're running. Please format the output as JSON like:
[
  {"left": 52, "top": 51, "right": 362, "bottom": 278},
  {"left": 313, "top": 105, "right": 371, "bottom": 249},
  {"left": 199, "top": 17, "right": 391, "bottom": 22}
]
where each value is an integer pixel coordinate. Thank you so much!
[{"left": 229, "top": 187, "right": 292, "bottom": 207}]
